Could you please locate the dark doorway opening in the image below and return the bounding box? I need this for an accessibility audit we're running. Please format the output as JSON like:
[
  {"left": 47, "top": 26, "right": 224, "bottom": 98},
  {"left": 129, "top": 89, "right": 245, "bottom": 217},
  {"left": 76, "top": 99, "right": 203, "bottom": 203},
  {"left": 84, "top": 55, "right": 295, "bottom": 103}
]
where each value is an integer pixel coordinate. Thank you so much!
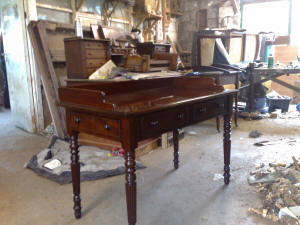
[{"left": 0, "top": 14, "right": 10, "bottom": 109}]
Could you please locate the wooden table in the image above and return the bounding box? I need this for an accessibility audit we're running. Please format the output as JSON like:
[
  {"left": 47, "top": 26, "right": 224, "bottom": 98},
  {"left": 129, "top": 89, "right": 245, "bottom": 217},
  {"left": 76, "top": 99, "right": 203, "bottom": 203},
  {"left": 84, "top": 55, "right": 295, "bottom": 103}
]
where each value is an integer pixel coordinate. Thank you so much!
[{"left": 58, "top": 76, "right": 237, "bottom": 225}]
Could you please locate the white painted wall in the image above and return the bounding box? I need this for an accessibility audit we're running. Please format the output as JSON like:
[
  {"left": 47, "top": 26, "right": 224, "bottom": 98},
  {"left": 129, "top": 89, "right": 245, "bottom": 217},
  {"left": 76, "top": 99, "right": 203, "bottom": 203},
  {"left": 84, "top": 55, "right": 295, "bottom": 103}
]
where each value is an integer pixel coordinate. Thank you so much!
[{"left": 0, "top": 0, "right": 40, "bottom": 133}]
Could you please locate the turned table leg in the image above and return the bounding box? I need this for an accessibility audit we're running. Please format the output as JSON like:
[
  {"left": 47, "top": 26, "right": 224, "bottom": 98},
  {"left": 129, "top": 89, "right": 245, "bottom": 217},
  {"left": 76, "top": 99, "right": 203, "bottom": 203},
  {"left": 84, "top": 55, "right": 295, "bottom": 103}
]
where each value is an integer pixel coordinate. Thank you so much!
[
  {"left": 173, "top": 129, "right": 179, "bottom": 169},
  {"left": 223, "top": 115, "right": 231, "bottom": 185},
  {"left": 125, "top": 149, "right": 137, "bottom": 225},
  {"left": 70, "top": 132, "right": 81, "bottom": 219}
]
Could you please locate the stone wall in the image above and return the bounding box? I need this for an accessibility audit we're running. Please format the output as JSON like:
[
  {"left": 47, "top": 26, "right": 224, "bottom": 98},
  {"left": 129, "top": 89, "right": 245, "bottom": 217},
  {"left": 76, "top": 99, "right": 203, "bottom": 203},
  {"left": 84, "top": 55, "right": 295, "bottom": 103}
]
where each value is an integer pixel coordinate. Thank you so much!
[{"left": 178, "top": 0, "right": 241, "bottom": 51}]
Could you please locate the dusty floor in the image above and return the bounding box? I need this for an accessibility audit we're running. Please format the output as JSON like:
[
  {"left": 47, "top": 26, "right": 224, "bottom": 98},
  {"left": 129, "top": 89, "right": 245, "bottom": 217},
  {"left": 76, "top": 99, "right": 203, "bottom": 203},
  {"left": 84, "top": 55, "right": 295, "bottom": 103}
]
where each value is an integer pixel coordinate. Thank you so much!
[{"left": 1, "top": 109, "right": 300, "bottom": 225}]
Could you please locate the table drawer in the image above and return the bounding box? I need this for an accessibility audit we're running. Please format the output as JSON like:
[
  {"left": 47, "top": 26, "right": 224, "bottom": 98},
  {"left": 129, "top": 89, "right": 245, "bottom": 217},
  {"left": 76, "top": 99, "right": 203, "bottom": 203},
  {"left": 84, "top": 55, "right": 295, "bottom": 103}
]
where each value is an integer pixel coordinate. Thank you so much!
[
  {"left": 84, "top": 41, "right": 107, "bottom": 50},
  {"left": 85, "top": 49, "right": 107, "bottom": 59},
  {"left": 86, "top": 59, "right": 106, "bottom": 68},
  {"left": 140, "top": 108, "right": 188, "bottom": 138},
  {"left": 193, "top": 98, "right": 225, "bottom": 121},
  {"left": 70, "top": 112, "right": 120, "bottom": 139}
]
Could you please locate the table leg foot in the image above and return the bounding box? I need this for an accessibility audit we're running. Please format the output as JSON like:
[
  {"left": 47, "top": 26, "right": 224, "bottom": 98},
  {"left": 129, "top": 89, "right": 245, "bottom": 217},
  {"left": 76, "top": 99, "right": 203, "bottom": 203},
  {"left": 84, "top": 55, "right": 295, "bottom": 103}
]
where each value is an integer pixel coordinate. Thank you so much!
[
  {"left": 223, "top": 115, "right": 231, "bottom": 185},
  {"left": 224, "top": 165, "right": 230, "bottom": 185},
  {"left": 73, "top": 195, "right": 82, "bottom": 219},
  {"left": 125, "top": 150, "right": 137, "bottom": 225},
  {"left": 70, "top": 132, "right": 81, "bottom": 219},
  {"left": 173, "top": 129, "right": 179, "bottom": 169}
]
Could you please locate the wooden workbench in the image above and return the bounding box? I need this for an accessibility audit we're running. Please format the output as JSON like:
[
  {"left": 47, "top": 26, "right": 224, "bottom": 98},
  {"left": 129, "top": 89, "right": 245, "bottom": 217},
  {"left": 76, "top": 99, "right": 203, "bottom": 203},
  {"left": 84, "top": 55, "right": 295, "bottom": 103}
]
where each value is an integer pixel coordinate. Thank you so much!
[{"left": 243, "top": 64, "right": 300, "bottom": 112}]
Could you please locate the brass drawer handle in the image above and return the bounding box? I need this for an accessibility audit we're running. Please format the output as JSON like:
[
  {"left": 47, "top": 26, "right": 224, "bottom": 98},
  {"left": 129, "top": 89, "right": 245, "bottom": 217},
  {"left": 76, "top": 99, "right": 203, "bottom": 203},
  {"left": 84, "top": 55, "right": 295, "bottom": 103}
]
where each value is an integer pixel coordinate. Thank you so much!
[
  {"left": 150, "top": 121, "right": 159, "bottom": 126},
  {"left": 104, "top": 124, "right": 111, "bottom": 131},
  {"left": 177, "top": 113, "right": 184, "bottom": 119},
  {"left": 74, "top": 117, "right": 81, "bottom": 124},
  {"left": 198, "top": 107, "right": 206, "bottom": 113}
]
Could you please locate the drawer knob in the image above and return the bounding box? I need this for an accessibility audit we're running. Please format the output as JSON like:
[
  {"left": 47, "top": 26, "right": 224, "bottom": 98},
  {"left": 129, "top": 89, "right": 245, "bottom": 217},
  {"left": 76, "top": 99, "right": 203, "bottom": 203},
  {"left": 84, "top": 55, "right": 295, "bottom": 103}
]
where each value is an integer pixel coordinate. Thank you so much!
[
  {"left": 199, "top": 107, "right": 206, "bottom": 113},
  {"left": 104, "top": 124, "right": 111, "bottom": 131},
  {"left": 150, "top": 121, "right": 159, "bottom": 126},
  {"left": 178, "top": 113, "right": 184, "bottom": 119},
  {"left": 75, "top": 117, "right": 81, "bottom": 124}
]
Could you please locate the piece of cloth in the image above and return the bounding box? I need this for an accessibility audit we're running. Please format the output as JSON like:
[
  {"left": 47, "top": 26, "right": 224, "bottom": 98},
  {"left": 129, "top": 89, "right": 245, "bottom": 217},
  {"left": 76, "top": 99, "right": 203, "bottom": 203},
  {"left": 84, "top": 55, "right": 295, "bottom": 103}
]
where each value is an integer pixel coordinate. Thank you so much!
[{"left": 25, "top": 138, "right": 146, "bottom": 184}]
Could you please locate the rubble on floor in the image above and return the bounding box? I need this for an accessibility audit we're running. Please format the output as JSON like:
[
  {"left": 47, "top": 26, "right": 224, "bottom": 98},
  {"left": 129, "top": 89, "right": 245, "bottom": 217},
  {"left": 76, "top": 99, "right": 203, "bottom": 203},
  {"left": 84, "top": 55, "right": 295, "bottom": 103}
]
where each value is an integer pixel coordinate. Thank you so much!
[
  {"left": 254, "top": 138, "right": 297, "bottom": 147},
  {"left": 248, "top": 157, "right": 300, "bottom": 224},
  {"left": 41, "top": 123, "right": 55, "bottom": 137},
  {"left": 249, "top": 130, "right": 263, "bottom": 138}
]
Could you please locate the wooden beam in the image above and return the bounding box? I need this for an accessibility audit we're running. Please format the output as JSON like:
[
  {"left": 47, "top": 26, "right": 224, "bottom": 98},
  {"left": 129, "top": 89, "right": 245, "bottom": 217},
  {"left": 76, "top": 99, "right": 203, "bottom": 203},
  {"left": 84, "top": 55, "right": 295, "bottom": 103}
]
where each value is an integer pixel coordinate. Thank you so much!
[
  {"left": 28, "top": 21, "right": 67, "bottom": 138},
  {"left": 162, "top": 0, "right": 166, "bottom": 41},
  {"left": 167, "top": 35, "right": 185, "bottom": 68},
  {"left": 36, "top": 3, "right": 73, "bottom": 13},
  {"left": 135, "top": 15, "right": 147, "bottom": 29},
  {"left": 76, "top": 0, "right": 85, "bottom": 11},
  {"left": 272, "top": 78, "right": 300, "bottom": 93},
  {"left": 231, "top": 0, "right": 240, "bottom": 14},
  {"left": 242, "top": 0, "right": 289, "bottom": 4},
  {"left": 167, "top": 35, "right": 177, "bottom": 54},
  {"left": 71, "top": 0, "right": 76, "bottom": 23}
]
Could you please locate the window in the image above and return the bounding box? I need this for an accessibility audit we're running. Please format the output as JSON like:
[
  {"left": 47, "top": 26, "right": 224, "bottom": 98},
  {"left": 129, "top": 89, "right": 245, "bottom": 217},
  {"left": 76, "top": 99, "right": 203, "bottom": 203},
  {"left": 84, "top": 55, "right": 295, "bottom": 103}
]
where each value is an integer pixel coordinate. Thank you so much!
[{"left": 242, "top": 1, "right": 290, "bottom": 35}]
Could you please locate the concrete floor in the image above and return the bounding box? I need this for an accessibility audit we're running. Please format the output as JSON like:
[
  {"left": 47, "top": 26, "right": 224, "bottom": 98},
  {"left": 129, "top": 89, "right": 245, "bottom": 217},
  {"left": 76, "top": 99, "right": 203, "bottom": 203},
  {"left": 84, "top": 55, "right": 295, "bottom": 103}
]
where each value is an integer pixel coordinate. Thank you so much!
[{"left": 1, "top": 109, "right": 300, "bottom": 225}]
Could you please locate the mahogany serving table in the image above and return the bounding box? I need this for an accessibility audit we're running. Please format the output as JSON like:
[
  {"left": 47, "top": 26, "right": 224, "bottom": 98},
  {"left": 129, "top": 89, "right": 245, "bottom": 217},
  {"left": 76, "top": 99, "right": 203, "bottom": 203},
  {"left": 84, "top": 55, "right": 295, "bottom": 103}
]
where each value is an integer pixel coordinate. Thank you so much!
[{"left": 58, "top": 76, "right": 237, "bottom": 225}]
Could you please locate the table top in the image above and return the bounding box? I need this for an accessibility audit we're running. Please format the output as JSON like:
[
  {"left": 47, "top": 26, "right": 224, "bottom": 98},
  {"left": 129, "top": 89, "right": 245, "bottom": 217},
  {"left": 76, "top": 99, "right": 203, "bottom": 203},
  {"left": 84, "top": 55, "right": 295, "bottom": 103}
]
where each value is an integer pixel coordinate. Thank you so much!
[{"left": 59, "top": 76, "right": 237, "bottom": 116}]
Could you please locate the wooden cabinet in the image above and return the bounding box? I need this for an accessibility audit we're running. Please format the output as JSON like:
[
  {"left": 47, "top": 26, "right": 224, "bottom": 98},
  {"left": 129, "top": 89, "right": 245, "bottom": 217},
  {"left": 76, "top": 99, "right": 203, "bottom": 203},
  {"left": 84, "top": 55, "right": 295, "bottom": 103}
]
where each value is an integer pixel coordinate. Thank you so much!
[{"left": 64, "top": 37, "right": 111, "bottom": 79}]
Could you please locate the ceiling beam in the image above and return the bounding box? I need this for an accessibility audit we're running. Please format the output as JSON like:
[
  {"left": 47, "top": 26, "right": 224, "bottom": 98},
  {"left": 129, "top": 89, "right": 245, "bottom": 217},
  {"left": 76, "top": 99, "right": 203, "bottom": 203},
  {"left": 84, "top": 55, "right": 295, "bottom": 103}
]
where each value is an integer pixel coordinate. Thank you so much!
[{"left": 242, "top": 0, "right": 288, "bottom": 5}]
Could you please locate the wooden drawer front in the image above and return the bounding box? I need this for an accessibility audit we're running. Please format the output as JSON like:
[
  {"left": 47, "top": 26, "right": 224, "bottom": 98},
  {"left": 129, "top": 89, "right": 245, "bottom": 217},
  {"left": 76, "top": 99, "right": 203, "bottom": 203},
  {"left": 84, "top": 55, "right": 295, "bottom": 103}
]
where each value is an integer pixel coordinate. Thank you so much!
[
  {"left": 84, "top": 41, "right": 107, "bottom": 50},
  {"left": 70, "top": 112, "right": 120, "bottom": 139},
  {"left": 141, "top": 108, "right": 188, "bottom": 138},
  {"left": 86, "top": 59, "right": 106, "bottom": 68},
  {"left": 193, "top": 98, "right": 225, "bottom": 122},
  {"left": 85, "top": 49, "right": 107, "bottom": 59}
]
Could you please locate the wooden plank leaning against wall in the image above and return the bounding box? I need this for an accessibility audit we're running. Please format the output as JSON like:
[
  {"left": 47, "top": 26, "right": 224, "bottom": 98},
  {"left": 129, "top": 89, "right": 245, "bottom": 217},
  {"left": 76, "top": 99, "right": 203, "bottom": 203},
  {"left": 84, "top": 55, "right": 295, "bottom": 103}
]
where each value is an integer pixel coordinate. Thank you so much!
[{"left": 28, "top": 21, "right": 67, "bottom": 139}]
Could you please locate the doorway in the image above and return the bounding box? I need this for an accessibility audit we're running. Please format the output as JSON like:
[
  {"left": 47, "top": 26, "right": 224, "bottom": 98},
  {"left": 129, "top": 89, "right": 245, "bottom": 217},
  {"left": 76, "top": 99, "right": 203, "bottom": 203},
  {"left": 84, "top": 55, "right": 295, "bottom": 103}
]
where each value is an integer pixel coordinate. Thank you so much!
[{"left": 0, "top": 15, "right": 10, "bottom": 109}]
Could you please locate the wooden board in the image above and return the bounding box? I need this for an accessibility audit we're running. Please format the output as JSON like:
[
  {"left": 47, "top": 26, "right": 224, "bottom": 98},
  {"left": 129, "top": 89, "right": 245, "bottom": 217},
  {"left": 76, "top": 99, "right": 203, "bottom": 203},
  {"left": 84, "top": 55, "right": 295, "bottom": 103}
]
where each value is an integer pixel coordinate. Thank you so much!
[
  {"left": 201, "top": 38, "right": 215, "bottom": 66},
  {"left": 272, "top": 45, "right": 300, "bottom": 99},
  {"left": 228, "top": 37, "right": 243, "bottom": 63},
  {"left": 242, "top": 34, "right": 258, "bottom": 62},
  {"left": 28, "top": 21, "right": 67, "bottom": 138}
]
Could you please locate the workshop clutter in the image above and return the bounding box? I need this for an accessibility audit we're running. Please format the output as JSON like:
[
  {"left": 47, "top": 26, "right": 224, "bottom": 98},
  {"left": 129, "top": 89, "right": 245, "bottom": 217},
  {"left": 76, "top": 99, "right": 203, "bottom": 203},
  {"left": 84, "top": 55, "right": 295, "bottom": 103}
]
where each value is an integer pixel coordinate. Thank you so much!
[
  {"left": 267, "top": 91, "right": 291, "bottom": 113},
  {"left": 248, "top": 157, "right": 300, "bottom": 224}
]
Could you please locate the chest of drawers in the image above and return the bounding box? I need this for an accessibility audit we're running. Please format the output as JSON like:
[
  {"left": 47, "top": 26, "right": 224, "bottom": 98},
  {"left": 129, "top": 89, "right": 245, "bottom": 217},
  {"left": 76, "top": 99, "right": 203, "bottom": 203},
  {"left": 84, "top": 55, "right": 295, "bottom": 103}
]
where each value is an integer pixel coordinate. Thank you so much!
[{"left": 64, "top": 37, "right": 111, "bottom": 79}]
